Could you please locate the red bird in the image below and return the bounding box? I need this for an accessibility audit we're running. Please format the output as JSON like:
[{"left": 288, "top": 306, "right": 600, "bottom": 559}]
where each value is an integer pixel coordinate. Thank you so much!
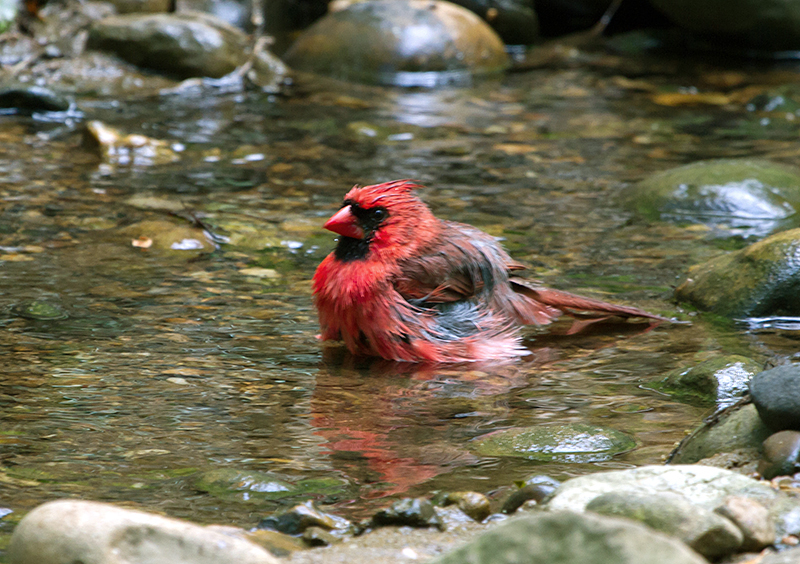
[{"left": 313, "top": 180, "right": 665, "bottom": 363}]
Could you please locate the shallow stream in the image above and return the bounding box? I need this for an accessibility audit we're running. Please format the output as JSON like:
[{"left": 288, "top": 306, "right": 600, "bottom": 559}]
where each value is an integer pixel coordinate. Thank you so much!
[{"left": 2, "top": 48, "right": 800, "bottom": 555}]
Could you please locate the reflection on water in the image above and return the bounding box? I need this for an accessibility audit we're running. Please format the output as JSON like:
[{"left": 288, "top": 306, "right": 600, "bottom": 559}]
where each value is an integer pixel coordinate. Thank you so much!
[{"left": 1, "top": 57, "right": 798, "bottom": 547}]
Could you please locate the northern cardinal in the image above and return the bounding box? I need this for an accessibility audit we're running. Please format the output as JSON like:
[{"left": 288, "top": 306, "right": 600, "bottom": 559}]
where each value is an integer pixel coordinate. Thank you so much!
[{"left": 313, "top": 180, "right": 665, "bottom": 363}]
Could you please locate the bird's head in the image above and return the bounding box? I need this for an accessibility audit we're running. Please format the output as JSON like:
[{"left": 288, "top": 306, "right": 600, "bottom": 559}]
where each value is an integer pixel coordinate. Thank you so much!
[{"left": 324, "top": 179, "right": 437, "bottom": 262}]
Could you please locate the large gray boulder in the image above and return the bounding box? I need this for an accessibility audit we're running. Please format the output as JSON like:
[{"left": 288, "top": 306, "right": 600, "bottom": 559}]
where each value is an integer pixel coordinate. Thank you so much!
[
  {"left": 429, "top": 510, "right": 708, "bottom": 564},
  {"left": 9, "top": 499, "right": 280, "bottom": 564},
  {"left": 87, "top": 12, "right": 248, "bottom": 78}
]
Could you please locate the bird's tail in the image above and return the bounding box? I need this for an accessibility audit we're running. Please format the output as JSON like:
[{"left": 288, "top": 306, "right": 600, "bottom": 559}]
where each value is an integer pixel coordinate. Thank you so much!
[{"left": 509, "top": 279, "right": 667, "bottom": 333}]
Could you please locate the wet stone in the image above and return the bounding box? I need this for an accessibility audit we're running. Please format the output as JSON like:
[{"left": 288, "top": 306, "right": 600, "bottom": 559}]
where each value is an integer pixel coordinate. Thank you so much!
[
  {"left": 656, "top": 356, "right": 762, "bottom": 408},
  {"left": 669, "top": 402, "right": 771, "bottom": 466},
  {"left": 84, "top": 121, "right": 180, "bottom": 167},
  {"left": 332, "top": 0, "right": 539, "bottom": 44},
  {"left": 0, "top": 85, "right": 70, "bottom": 114},
  {"left": 371, "top": 498, "right": 444, "bottom": 530},
  {"left": 751, "top": 365, "right": 800, "bottom": 432},
  {"left": 472, "top": 423, "right": 635, "bottom": 463},
  {"left": 87, "top": 11, "right": 248, "bottom": 78},
  {"left": 301, "top": 526, "right": 341, "bottom": 547},
  {"left": 586, "top": 490, "right": 743, "bottom": 559},
  {"left": 240, "top": 529, "right": 305, "bottom": 557},
  {"left": 501, "top": 475, "right": 561, "bottom": 514},
  {"left": 11, "top": 301, "right": 68, "bottom": 321},
  {"left": 439, "top": 491, "right": 491, "bottom": 522},
  {"left": 193, "top": 468, "right": 292, "bottom": 500},
  {"left": 257, "top": 500, "right": 349, "bottom": 536},
  {"left": 284, "top": 0, "right": 509, "bottom": 86},
  {"left": 622, "top": 159, "right": 800, "bottom": 239},
  {"left": 760, "top": 431, "right": 800, "bottom": 479},
  {"left": 675, "top": 228, "right": 800, "bottom": 318}
]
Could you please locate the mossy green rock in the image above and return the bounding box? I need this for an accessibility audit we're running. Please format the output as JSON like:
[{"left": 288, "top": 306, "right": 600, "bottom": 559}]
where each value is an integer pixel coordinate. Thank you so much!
[
  {"left": 11, "top": 301, "right": 68, "bottom": 320},
  {"left": 430, "top": 510, "right": 707, "bottom": 564},
  {"left": 668, "top": 403, "right": 771, "bottom": 464},
  {"left": 88, "top": 12, "right": 248, "bottom": 78},
  {"left": 622, "top": 159, "right": 800, "bottom": 238},
  {"left": 194, "top": 469, "right": 349, "bottom": 503},
  {"left": 284, "top": 0, "right": 509, "bottom": 86},
  {"left": 473, "top": 424, "right": 635, "bottom": 463},
  {"left": 675, "top": 228, "right": 800, "bottom": 317},
  {"left": 656, "top": 356, "right": 762, "bottom": 407}
]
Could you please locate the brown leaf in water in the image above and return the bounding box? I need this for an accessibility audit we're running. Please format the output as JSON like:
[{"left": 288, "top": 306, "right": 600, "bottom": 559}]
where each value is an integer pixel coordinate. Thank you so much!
[{"left": 651, "top": 92, "right": 730, "bottom": 107}]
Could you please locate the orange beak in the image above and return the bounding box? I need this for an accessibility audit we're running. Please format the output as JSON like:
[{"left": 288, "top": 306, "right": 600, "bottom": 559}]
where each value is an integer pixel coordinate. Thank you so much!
[{"left": 323, "top": 206, "right": 365, "bottom": 240}]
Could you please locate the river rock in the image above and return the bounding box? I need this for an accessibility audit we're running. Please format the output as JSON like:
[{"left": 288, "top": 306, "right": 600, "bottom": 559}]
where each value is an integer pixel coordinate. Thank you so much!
[
  {"left": 621, "top": 159, "right": 800, "bottom": 239},
  {"left": 501, "top": 475, "right": 561, "bottom": 514},
  {"left": 283, "top": 0, "right": 509, "bottom": 86},
  {"left": 544, "top": 465, "right": 800, "bottom": 540},
  {"left": 8, "top": 499, "right": 280, "bottom": 564},
  {"left": 258, "top": 500, "right": 350, "bottom": 536},
  {"left": 84, "top": 121, "right": 180, "bottom": 167},
  {"left": 751, "top": 364, "right": 800, "bottom": 432},
  {"left": 87, "top": 12, "right": 248, "bottom": 78},
  {"left": 648, "top": 0, "right": 800, "bottom": 52},
  {"left": 675, "top": 228, "right": 800, "bottom": 318},
  {"left": 656, "top": 356, "right": 761, "bottom": 408},
  {"left": 331, "top": 0, "right": 538, "bottom": 43},
  {"left": 668, "top": 403, "right": 771, "bottom": 466},
  {"left": 0, "top": 85, "right": 71, "bottom": 114},
  {"left": 438, "top": 491, "right": 491, "bottom": 522},
  {"left": 472, "top": 423, "right": 635, "bottom": 463},
  {"left": 371, "top": 498, "right": 444, "bottom": 530},
  {"left": 429, "top": 510, "right": 707, "bottom": 564},
  {"left": 586, "top": 491, "right": 743, "bottom": 559},
  {"left": 714, "top": 496, "right": 776, "bottom": 551},
  {"left": 760, "top": 431, "right": 800, "bottom": 479}
]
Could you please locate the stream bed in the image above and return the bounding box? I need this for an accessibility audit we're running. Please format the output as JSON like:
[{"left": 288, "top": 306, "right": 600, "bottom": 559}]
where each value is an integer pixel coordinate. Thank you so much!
[{"left": 2, "top": 41, "right": 800, "bottom": 558}]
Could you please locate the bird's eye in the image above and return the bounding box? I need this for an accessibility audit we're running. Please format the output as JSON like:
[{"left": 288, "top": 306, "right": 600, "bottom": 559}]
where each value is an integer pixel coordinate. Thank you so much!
[{"left": 370, "top": 208, "right": 386, "bottom": 221}]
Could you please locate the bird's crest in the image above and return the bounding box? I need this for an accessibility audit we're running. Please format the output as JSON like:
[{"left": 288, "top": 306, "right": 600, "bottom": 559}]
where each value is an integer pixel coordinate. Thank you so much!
[
  {"left": 345, "top": 179, "right": 424, "bottom": 208},
  {"left": 367, "top": 179, "right": 422, "bottom": 193}
]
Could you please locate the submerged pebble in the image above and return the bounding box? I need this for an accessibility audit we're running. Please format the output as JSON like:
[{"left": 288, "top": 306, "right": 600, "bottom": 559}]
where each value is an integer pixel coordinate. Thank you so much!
[
  {"left": 11, "top": 301, "right": 68, "bottom": 320},
  {"left": 473, "top": 423, "right": 636, "bottom": 463},
  {"left": 656, "top": 355, "right": 762, "bottom": 408}
]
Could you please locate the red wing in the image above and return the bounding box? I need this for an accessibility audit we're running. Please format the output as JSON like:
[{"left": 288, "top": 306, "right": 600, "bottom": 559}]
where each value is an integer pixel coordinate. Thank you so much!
[
  {"left": 395, "top": 251, "right": 480, "bottom": 303},
  {"left": 394, "top": 222, "right": 518, "bottom": 305}
]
